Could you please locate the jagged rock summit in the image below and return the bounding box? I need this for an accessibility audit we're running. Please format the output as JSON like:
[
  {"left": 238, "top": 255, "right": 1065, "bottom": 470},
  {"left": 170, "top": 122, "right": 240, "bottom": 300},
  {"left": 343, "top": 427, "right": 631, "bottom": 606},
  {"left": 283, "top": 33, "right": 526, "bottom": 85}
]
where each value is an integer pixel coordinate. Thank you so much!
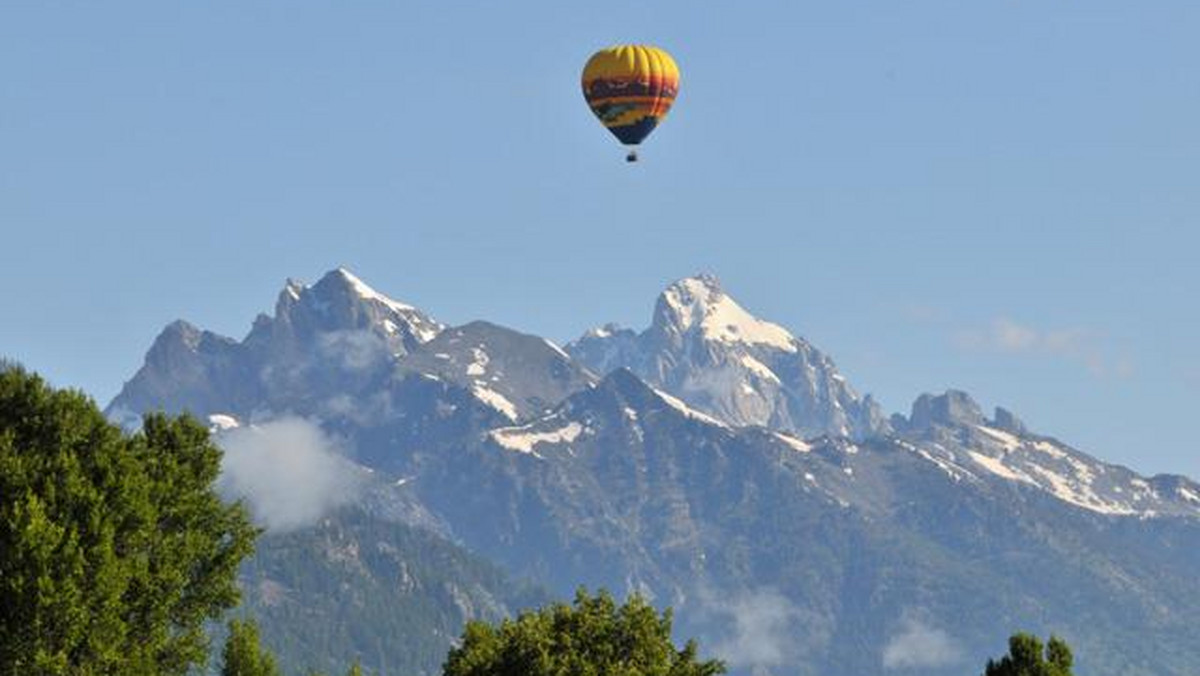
[
  {"left": 567, "top": 274, "right": 887, "bottom": 439},
  {"left": 108, "top": 268, "right": 443, "bottom": 426},
  {"left": 258, "top": 267, "right": 444, "bottom": 356},
  {"left": 891, "top": 389, "right": 1200, "bottom": 518}
]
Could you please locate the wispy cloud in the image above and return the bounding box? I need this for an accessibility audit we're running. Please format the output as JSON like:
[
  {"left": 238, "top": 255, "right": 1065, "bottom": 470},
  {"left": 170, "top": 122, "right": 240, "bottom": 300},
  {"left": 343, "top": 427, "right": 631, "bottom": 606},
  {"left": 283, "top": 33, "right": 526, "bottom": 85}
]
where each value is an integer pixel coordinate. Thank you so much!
[
  {"left": 711, "top": 590, "right": 797, "bottom": 670},
  {"left": 954, "top": 317, "right": 1133, "bottom": 378},
  {"left": 694, "top": 587, "right": 821, "bottom": 675},
  {"left": 882, "top": 614, "right": 963, "bottom": 670},
  {"left": 217, "top": 418, "right": 363, "bottom": 531},
  {"left": 317, "top": 329, "right": 391, "bottom": 372}
]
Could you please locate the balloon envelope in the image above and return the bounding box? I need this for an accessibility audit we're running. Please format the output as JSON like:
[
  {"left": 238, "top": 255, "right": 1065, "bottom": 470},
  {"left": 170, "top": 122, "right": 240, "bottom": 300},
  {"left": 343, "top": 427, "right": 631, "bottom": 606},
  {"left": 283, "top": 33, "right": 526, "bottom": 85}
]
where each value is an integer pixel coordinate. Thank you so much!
[{"left": 581, "top": 45, "right": 680, "bottom": 147}]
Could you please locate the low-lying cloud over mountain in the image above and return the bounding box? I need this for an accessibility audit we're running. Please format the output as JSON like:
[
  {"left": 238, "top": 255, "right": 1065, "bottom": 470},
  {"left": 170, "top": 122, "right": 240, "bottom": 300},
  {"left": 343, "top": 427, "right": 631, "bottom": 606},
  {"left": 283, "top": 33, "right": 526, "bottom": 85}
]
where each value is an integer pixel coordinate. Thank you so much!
[
  {"left": 217, "top": 417, "right": 363, "bottom": 531},
  {"left": 882, "top": 614, "right": 964, "bottom": 671}
]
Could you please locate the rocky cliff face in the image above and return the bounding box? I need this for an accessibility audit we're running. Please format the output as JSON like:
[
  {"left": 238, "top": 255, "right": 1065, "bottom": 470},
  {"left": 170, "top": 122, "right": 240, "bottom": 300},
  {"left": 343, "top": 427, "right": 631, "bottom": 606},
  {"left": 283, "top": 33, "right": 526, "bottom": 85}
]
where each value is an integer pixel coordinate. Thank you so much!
[{"left": 108, "top": 268, "right": 443, "bottom": 427}]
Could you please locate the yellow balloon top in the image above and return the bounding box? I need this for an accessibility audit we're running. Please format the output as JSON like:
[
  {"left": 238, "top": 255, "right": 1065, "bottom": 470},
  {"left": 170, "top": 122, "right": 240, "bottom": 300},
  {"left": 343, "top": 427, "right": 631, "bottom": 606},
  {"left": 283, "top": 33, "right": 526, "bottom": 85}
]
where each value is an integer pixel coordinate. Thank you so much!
[{"left": 581, "top": 45, "right": 680, "bottom": 86}]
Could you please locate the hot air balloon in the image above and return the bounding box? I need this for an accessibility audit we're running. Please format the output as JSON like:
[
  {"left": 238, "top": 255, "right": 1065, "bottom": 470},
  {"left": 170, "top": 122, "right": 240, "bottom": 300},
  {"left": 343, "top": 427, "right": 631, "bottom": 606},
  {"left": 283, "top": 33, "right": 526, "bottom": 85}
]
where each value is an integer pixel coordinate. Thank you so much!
[{"left": 581, "top": 45, "right": 680, "bottom": 162}]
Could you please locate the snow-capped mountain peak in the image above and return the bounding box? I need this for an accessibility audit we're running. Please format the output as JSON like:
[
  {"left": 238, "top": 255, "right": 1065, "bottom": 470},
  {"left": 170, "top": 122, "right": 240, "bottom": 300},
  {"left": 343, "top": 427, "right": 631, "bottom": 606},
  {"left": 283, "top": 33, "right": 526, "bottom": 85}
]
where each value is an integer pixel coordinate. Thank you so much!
[
  {"left": 568, "top": 276, "right": 887, "bottom": 439},
  {"left": 268, "top": 268, "right": 444, "bottom": 348},
  {"left": 329, "top": 267, "right": 420, "bottom": 316},
  {"left": 653, "top": 275, "right": 798, "bottom": 353}
]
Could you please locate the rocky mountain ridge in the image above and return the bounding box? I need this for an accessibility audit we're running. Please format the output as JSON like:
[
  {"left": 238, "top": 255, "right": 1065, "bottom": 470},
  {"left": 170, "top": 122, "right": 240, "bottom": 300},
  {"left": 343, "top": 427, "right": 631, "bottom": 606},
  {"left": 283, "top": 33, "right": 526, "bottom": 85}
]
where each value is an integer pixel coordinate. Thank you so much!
[{"left": 106, "top": 268, "right": 1200, "bottom": 676}]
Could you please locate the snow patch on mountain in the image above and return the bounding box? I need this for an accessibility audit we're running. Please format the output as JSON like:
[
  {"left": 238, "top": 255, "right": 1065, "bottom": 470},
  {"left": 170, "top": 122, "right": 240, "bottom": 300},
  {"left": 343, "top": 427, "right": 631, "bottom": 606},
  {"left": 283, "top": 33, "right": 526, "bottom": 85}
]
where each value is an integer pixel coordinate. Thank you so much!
[
  {"left": 1026, "top": 464, "right": 1138, "bottom": 516},
  {"left": 740, "top": 354, "right": 781, "bottom": 384},
  {"left": 542, "top": 338, "right": 571, "bottom": 360},
  {"left": 466, "top": 347, "right": 490, "bottom": 376},
  {"left": 773, "top": 432, "right": 812, "bottom": 453},
  {"left": 652, "top": 387, "right": 730, "bottom": 428},
  {"left": 471, "top": 384, "right": 518, "bottom": 421},
  {"left": 336, "top": 267, "right": 418, "bottom": 312},
  {"left": 968, "top": 451, "right": 1036, "bottom": 485},
  {"left": 660, "top": 276, "right": 798, "bottom": 352},
  {"left": 975, "top": 425, "right": 1021, "bottom": 451},
  {"left": 489, "top": 420, "right": 584, "bottom": 456}
]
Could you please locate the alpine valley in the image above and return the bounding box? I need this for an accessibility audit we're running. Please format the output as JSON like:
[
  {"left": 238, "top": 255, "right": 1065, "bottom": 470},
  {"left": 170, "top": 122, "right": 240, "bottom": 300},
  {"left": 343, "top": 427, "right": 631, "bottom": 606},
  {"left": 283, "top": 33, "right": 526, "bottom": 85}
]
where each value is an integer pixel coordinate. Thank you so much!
[{"left": 107, "top": 269, "right": 1200, "bottom": 676}]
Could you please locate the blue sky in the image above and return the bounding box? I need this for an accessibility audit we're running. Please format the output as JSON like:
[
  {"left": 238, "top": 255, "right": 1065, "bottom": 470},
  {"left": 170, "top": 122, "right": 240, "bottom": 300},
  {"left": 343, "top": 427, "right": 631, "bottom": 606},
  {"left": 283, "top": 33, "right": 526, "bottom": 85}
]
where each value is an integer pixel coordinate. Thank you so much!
[{"left": 2, "top": 2, "right": 1197, "bottom": 479}]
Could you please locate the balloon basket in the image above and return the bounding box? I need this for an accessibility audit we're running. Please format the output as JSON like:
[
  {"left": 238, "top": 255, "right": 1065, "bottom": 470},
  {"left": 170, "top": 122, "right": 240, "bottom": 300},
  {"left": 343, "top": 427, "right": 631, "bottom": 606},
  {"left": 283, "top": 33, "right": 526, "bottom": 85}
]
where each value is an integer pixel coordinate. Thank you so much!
[{"left": 626, "top": 150, "right": 639, "bottom": 163}]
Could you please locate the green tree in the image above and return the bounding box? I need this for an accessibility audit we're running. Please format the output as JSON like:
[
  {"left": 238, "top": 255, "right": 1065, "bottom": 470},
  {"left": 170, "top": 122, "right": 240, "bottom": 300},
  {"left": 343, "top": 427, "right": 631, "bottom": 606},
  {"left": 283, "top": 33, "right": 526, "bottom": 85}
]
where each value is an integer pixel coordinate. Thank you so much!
[
  {"left": 0, "top": 366, "right": 258, "bottom": 675},
  {"left": 983, "top": 632, "right": 1074, "bottom": 676},
  {"left": 221, "top": 619, "right": 281, "bottom": 676},
  {"left": 443, "top": 588, "right": 725, "bottom": 676}
]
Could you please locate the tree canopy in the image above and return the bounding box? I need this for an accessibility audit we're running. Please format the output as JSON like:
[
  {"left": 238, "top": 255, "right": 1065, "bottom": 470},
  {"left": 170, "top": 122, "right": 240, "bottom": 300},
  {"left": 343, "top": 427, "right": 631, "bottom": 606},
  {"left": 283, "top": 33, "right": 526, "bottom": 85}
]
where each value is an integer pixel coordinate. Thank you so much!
[
  {"left": 222, "top": 619, "right": 281, "bottom": 676},
  {"left": 442, "top": 588, "right": 725, "bottom": 676},
  {"left": 0, "top": 365, "right": 258, "bottom": 675},
  {"left": 984, "top": 632, "right": 1074, "bottom": 676}
]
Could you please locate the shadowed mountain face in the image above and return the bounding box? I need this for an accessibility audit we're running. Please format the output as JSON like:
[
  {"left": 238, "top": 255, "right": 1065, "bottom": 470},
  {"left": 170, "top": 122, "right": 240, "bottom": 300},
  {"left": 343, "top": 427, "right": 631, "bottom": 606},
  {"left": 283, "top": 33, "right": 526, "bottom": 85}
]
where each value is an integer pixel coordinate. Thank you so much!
[
  {"left": 239, "top": 509, "right": 550, "bottom": 676},
  {"left": 109, "top": 269, "right": 1200, "bottom": 676}
]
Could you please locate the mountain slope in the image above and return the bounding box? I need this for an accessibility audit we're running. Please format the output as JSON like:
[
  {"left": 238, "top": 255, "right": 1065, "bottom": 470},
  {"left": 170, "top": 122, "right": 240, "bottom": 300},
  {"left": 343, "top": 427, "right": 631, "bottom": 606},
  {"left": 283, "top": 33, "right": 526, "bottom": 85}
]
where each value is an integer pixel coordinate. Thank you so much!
[
  {"left": 239, "top": 509, "right": 549, "bottom": 676},
  {"left": 106, "top": 268, "right": 1200, "bottom": 676},
  {"left": 403, "top": 370, "right": 1200, "bottom": 676},
  {"left": 397, "top": 321, "right": 597, "bottom": 422}
]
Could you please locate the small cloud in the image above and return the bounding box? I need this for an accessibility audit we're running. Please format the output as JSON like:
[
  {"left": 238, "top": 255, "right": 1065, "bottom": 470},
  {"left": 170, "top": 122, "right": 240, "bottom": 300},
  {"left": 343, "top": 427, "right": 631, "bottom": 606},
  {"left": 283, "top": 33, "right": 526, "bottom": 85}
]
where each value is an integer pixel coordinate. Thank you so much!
[
  {"left": 954, "top": 318, "right": 1133, "bottom": 379},
  {"left": 882, "top": 614, "right": 963, "bottom": 670},
  {"left": 713, "top": 591, "right": 796, "bottom": 669},
  {"left": 217, "top": 417, "right": 363, "bottom": 531},
  {"left": 695, "top": 587, "right": 819, "bottom": 675},
  {"left": 318, "top": 329, "right": 390, "bottom": 371}
]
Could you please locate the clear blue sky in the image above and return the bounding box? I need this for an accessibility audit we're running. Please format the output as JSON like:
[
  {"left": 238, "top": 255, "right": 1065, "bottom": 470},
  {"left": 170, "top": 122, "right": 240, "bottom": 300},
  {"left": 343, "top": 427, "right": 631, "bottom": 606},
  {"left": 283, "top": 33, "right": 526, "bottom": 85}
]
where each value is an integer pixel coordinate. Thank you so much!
[{"left": 3, "top": 2, "right": 1197, "bottom": 479}]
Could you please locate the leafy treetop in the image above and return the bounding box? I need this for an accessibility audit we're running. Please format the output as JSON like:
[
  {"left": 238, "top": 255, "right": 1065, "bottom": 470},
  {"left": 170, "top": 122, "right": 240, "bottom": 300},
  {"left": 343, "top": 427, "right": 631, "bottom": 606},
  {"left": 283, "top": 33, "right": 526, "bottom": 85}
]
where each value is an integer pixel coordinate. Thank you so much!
[
  {"left": 0, "top": 365, "right": 258, "bottom": 675},
  {"left": 443, "top": 588, "right": 725, "bottom": 676},
  {"left": 984, "top": 633, "right": 1074, "bottom": 676}
]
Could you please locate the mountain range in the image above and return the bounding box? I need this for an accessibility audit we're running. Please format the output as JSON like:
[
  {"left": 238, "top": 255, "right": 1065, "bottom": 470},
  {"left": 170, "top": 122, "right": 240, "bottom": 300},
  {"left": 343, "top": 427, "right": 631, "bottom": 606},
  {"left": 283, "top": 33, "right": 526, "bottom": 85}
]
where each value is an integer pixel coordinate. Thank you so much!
[{"left": 107, "top": 268, "right": 1200, "bottom": 676}]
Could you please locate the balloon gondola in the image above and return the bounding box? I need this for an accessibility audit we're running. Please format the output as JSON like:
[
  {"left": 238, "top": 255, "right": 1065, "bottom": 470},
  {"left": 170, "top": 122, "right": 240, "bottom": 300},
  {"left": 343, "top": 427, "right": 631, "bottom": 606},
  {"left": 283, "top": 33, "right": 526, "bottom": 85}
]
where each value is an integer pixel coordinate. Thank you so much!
[{"left": 581, "top": 45, "right": 680, "bottom": 163}]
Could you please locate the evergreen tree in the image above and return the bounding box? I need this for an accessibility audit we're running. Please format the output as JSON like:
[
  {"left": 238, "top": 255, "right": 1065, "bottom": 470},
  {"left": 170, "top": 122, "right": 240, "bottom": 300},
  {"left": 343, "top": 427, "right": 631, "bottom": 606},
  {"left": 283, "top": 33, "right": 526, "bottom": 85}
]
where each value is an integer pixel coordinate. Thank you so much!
[
  {"left": 443, "top": 588, "right": 725, "bottom": 676},
  {"left": 221, "top": 619, "right": 281, "bottom": 676},
  {"left": 0, "top": 366, "right": 258, "bottom": 675},
  {"left": 983, "top": 632, "right": 1074, "bottom": 676}
]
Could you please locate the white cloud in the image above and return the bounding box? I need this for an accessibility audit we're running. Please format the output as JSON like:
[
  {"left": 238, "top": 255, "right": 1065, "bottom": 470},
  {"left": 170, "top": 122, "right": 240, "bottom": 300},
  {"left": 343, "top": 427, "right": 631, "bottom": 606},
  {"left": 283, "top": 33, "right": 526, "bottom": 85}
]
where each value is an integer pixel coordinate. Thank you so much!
[
  {"left": 698, "top": 588, "right": 811, "bottom": 674},
  {"left": 882, "top": 615, "right": 963, "bottom": 670},
  {"left": 954, "top": 318, "right": 1133, "bottom": 378},
  {"left": 217, "top": 417, "right": 362, "bottom": 531},
  {"left": 317, "top": 329, "right": 390, "bottom": 371}
]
